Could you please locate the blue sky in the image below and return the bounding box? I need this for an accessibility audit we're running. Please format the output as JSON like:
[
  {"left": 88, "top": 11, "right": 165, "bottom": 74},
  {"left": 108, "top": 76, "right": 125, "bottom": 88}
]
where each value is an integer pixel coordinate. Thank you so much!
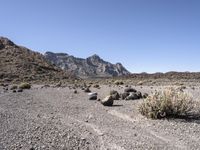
[{"left": 0, "top": 0, "right": 200, "bottom": 73}]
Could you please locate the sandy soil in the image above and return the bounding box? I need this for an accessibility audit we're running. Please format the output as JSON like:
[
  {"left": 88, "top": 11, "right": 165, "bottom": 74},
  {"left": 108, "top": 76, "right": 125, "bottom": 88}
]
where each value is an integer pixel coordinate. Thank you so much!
[{"left": 1, "top": 84, "right": 200, "bottom": 150}]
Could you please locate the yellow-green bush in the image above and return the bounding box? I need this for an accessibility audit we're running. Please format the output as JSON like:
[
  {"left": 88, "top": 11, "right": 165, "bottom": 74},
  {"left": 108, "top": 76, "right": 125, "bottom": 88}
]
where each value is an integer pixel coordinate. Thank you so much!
[
  {"left": 139, "top": 87, "right": 195, "bottom": 119},
  {"left": 19, "top": 82, "right": 31, "bottom": 89},
  {"left": 114, "top": 80, "right": 124, "bottom": 85}
]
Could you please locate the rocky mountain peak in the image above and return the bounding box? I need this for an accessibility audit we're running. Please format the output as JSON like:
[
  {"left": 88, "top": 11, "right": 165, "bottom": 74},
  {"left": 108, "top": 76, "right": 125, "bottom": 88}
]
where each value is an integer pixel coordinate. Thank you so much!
[
  {"left": 116, "top": 62, "right": 123, "bottom": 66},
  {"left": 87, "top": 54, "right": 102, "bottom": 62},
  {"left": 0, "top": 37, "right": 15, "bottom": 49},
  {"left": 90, "top": 54, "right": 100, "bottom": 59}
]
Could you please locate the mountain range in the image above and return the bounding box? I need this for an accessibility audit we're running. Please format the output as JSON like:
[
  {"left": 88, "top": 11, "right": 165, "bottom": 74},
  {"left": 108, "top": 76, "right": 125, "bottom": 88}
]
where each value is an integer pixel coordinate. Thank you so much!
[{"left": 0, "top": 37, "right": 130, "bottom": 82}]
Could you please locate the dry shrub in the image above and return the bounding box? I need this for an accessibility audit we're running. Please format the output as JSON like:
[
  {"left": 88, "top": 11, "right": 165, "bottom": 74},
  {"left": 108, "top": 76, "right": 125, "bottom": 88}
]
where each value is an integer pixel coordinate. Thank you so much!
[
  {"left": 137, "top": 81, "right": 144, "bottom": 85},
  {"left": 139, "top": 87, "right": 198, "bottom": 119},
  {"left": 114, "top": 80, "right": 124, "bottom": 85},
  {"left": 10, "top": 85, "right": 18, "bottom": 90},
  {"left": 19, "top": 82, "right": 31, "bottom": 89}
]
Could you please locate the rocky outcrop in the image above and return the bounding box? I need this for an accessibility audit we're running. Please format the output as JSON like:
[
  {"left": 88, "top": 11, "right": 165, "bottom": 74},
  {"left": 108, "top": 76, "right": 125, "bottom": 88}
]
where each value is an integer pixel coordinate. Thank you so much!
[{"left": 45, "top": 52, "right": 130, "bottom": 77}]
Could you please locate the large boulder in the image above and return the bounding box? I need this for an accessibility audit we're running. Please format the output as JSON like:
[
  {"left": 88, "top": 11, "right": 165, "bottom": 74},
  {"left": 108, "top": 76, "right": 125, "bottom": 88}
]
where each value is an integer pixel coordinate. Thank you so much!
[
  {"left": 125, "top": 92, "right": 139, "bottom": 100},
  {"left": 135, "top": 91, "right": 142, "bottom": 99},
  {"left": 124, "top": 87, "right": 137, "bottom": 93},
  {"left": 120, "top": 92, "right": 129, "bottom": 100},
  {"left": 125, "top": 91, "right": 143, "bottom": 100},
  {"left": 110, "top": 90, "right": 120, "bottom": 100},
  {"left": 101, "top": 95, "right": 114, "bottom": 106}
]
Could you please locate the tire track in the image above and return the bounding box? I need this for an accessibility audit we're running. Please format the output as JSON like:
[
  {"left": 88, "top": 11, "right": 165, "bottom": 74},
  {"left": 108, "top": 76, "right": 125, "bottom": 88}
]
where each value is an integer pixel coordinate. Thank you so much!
[{"left": 108, "top": 110, "right": 188, "bottom": 149}]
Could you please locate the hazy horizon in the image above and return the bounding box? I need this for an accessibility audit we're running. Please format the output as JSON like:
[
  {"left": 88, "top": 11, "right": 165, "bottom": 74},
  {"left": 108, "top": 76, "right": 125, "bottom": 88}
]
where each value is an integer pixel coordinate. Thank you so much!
[{"left": 1, "top": 0, "right": 200, "bottom": 73}]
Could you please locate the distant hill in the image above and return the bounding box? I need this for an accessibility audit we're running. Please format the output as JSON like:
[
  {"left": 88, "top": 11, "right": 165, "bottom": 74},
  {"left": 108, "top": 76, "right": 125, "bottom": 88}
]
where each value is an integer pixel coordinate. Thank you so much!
[
  {"left": 0, "top": 37, "right": 73, "bottom": 83},
  {"left": 127, "top": 72, "right": 200, "bottom": 80},
  {"left": 44, "top": 52, "right": 130, "bottom": 78}
]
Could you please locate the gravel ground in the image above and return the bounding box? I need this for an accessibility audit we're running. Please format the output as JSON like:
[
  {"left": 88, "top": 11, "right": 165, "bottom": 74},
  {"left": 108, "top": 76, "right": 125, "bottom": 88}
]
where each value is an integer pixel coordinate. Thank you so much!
[{"left": 1, "top": 84, "right": 200, "bottom": 150}]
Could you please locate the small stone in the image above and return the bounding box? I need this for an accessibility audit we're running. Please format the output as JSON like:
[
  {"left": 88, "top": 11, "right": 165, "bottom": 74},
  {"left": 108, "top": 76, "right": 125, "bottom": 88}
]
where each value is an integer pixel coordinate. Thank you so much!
[
  {"left": 99, "top": 133, "right": 104, "bottom": 136},
  {"left": 74, "top": 90, "right": 78, "bottom": 94},
  {"left": 17, "top": 88, "right": 23, "bottom": 92},
  {"left": 84, "top": 88, "right": 91, "bottom": 93},
  {"left": 143, "top": 93, "right": 148, "bottom": 98},
  {"left": 89, "top": 95, "right": 97, "bottom": 100},
  {"left": 4, "top": 87, "right": 8, "bottom": 91},
  {"left": 86, "top": 141, "right": 90, "bottom": 144},
  {"left": 93, "top": 84, "right": 100, "bottom": 88},
  {"left": 41, "top": 84, "right": 50, "bottom": 88},
  {"left": 81, "top": 137, "right": 86, "bottom": 140},
  {"left": 30, "top": 147, "right": 35, "bottom": 150}
]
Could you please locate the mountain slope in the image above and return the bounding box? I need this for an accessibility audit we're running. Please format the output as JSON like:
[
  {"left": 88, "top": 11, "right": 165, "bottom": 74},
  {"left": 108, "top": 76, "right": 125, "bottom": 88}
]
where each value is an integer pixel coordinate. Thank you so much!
[
  {"left": 45, "top": 52, "right": 130, "bottom": 77},
  {"left": 0, "top": 37, "right": 73, "bottom": 83}
]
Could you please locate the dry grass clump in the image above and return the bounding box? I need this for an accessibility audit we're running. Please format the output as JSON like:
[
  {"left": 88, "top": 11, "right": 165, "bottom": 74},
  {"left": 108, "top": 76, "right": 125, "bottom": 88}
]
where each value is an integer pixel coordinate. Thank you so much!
[
  {"left": 114, "top": 80, "right": 124, "bottom": 85},
  {"left": 139, "top": 87, "right": 197, "bottom": 119},
  {"left": 137, "top": 81, "right": 144, "bottom": 85},
  {"left": 19, "top": 82, "right": 31, "bottom": 89},
  {"left": 10, "top": 85, "right": 18, "bottom": 90}
]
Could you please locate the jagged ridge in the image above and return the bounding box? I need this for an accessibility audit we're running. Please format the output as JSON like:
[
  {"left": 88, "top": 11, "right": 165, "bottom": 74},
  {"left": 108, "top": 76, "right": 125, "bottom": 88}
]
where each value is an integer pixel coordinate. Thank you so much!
[{"left": 45, "top": 52, "right": 130, "bottom": 77}]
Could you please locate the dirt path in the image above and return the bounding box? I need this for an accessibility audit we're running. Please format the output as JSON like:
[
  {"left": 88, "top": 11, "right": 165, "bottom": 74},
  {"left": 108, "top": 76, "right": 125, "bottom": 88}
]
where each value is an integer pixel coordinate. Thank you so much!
[{"left": 1, "top": 85, "right": 200, "bottom": 149}]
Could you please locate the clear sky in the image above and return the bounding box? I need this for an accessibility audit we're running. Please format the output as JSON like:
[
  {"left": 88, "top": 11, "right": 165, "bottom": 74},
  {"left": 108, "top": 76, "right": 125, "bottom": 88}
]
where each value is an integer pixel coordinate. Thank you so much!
[{"left": 0, "top": 0, "right": 200, "bottom": 73}]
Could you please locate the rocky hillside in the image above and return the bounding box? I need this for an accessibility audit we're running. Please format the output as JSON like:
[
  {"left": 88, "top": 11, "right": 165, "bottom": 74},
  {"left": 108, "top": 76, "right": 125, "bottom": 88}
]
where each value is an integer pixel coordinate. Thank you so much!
[
  {"left": 0, "top": 37, "right": 73, "bottom": 83},
  {"left": 45, "top": 52, "right": 130, "bottom": 77}
]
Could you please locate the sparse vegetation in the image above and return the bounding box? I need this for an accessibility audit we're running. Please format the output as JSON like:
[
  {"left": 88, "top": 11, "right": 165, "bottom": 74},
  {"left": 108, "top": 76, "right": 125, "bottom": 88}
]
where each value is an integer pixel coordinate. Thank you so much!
[
  {"left": 93, "top": 84, "right": 100, "bottom": 88},
  {"left": 139, "top": 87, "right": 197, "bottom": 119},
  {"left": 114, "top": 80, "right": 124, "bottom": 85},
  {"left": 10, "top": 85, "right": 18, "bottom": 90},
  {"left": 19, "top": 82, "right": 31, "bottom": 89},
  {"left": 137, "top": 81, "right": 144, "bottom": 85}
]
